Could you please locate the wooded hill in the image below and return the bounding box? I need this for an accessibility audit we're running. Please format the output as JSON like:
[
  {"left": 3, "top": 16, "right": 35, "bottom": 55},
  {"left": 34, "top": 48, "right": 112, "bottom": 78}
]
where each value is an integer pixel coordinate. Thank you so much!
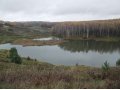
[{"left": 52, "top": 19, "right": 120, "bottom": 38}]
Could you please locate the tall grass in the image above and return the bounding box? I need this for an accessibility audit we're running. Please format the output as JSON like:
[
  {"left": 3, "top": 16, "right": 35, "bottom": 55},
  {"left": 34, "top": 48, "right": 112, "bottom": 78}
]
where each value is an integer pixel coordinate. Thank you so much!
[{"left": 0, "top": 50, "right": 120, "bottom": 89}]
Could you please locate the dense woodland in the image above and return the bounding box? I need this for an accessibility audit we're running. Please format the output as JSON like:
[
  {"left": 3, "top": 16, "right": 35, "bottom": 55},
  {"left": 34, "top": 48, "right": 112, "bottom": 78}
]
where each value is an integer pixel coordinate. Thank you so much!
[{"left": 52, "top": 19, "right": 120, "bottom": 38}]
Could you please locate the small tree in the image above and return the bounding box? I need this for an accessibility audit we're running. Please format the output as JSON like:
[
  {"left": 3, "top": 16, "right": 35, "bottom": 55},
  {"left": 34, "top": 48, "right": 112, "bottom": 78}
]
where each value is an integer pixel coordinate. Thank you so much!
[
  {"left": 9, "top": 48, "right": 22, "bottom": 64},
  {"left": 27, "top": 56, "right": 31, "bottom": 60},
  {"left": 116, "top": 59, "right": 120, "bottom": 66},
  {"left": 9, "top": 48, "right": 18, "bottom": 59},
  {"left": 102, "top": 61, "right": 110, "bottom": 72},
  {"left": 101, "top": 61, "right": 110, "bottom": 79},
  {"left": 35, "top": 59, "right": 37, "bottom": 61},
  {"left": 76, "top": 62, "right": 79, "bottom": 66}
]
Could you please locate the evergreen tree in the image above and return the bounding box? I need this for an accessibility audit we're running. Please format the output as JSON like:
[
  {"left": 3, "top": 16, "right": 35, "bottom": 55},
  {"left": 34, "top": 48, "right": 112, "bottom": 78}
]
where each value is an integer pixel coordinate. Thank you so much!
[
  {"left": 27, "top": 56, "right": 31, "bottom": 60},
  {"left": 9, "top": 48, "right": 22, "bottom": 64}
]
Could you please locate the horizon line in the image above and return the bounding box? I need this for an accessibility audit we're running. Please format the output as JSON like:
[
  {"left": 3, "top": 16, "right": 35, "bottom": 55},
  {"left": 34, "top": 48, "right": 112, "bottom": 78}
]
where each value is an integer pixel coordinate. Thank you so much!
[{"left": 1, "top": 17, "right": 120, "bottom": 22}]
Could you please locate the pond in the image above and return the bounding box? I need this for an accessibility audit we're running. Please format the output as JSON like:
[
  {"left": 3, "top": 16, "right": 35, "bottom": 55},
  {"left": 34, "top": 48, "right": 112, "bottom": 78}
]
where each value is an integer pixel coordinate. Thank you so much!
[{"left": 0, "top": 40, "right": 120, "bottom": 67}]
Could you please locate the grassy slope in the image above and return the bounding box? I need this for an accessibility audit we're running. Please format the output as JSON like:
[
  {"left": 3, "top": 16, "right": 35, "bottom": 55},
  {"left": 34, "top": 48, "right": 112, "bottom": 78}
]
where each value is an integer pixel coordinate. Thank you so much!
[
  {"left": 0, "top": 50, "right": 120, "bottom": 89},
  {"left": 0, "top": 35, "right": 32, "bottom": 44},
  {"left": 0, "top": 61, "right": 104, "bottom": 89},
  {"left": 0, "top": 34, "right": 50, "bottom": 43}
]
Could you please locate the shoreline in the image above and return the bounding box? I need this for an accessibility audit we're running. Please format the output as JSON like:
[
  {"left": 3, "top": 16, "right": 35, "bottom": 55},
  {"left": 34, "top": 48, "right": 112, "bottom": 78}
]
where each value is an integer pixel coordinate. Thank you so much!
[
  {"left": 0, "top": 47, "right": 120, "bottom": 89},
  {"left": 63, "top": 37, "right": 120, "bottom": 42},
  {"left": 0, "top": 35, "right": 120, "bottom": 46},
  {"left": 13, "top": 39, "right": 66, "bottom": 46}
]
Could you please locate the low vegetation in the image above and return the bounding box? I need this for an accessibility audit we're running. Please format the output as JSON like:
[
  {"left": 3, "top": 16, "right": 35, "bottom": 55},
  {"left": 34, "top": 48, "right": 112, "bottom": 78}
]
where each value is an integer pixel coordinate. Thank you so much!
[
  {"left": 13, "top": 38, "right": 65, "bottom": 46},
  {"left": 0, "top": 35, "right": 43, "bottom": 44},
  {"left": 0, "top": 35, "right": 66, "bottom": 47},
  {"left": 116, "top": 59, "right": 120, "bottom": 66},
  {"left": 102, "top": 61, "right": 110, "bottom": 72},
  {"left": 0, "top": 21, "right": 55, "bottom": 45},
  {"left": 0, "top": 49, "right": 120, "bottom": 89}
]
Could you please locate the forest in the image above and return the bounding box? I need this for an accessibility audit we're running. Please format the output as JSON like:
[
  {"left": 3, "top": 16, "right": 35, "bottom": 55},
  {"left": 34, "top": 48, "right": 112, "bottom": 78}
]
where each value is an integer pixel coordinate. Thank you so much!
[{"left": 52, "top": 19, "right": 120, "bottom": 38}]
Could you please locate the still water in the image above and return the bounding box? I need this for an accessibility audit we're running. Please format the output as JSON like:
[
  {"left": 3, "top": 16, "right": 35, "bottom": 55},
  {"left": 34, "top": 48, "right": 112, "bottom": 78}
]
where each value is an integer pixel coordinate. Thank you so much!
[
  {"left": 0, "top": 40, "right": 120, "bottom": 67},
  {"left": 33, "top": 37, "right": 60, "bottom": 41}
]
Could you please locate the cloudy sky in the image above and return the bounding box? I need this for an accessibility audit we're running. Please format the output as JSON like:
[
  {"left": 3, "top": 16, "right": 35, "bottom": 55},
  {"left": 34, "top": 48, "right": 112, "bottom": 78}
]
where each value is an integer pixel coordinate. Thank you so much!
[{"left": 0, "top": 0, "right": 120, "bottom": 21}]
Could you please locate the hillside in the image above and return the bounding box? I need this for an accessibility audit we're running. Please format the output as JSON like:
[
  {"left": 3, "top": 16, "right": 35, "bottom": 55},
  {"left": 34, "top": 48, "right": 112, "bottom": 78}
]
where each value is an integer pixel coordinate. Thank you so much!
[
  {"left": 0, "top": 21, "right": 55, "bottom": 36},
  {"left": 1, "top": 19, "right": 120, "bottom": 41}
]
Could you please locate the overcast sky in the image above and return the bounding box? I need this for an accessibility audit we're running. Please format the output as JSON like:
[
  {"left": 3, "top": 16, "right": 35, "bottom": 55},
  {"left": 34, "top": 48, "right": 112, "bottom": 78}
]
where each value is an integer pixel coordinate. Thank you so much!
[{"left": 0, "top": 0, "right": 120, "bottom": 21}]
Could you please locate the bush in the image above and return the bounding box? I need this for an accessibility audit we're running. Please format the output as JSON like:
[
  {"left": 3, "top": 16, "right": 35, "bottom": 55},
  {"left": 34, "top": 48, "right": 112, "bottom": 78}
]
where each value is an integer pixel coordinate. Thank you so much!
[
  {"left": 27, "top": 56, "right": 31, "bottom": 60},
  {"left": 102, "top": 61, "right": 110, "bottom": 72},
  {"left": 12, "top": 55, "right": 22, "bottom": 64},
  {"left": 35, "top": 59, "right": 37, "bottom": 61},
  {"left": 116, "top": 59, "right": 120, "bottom": 66},
  {"left": 9, "top": 48, "right": 22, "bottom": 64}
]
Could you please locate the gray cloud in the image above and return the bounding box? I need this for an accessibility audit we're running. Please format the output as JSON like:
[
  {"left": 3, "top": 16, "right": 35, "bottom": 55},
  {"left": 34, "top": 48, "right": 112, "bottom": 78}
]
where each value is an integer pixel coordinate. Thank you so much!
[{"left": 0, "top": 0, "right": 120, "bottom": 21}]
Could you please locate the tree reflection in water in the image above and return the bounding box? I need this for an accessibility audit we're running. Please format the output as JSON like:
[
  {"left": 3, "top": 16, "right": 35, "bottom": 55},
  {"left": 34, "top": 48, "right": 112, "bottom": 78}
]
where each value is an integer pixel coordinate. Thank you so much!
[{"left": 59, "top": 40, "right": 120, "bottom": 54}]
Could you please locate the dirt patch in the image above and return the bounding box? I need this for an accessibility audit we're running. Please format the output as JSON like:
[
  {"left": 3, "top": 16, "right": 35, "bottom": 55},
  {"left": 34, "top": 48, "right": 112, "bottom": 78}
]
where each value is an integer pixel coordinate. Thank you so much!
[{"left": 13, "top": 39, "right": 66, "bottom": 46}]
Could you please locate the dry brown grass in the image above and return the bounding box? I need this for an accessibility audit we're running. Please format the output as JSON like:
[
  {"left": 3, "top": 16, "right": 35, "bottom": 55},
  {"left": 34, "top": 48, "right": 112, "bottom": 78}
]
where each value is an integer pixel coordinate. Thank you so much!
[
  {"left": 13, "top": 39, "right": 66, "bottom": 46},
  {"left": 0, "top": 50, "right": 120, "bottom": 89},
  {"left": 0, "top": 61, "right": 103, "bottom": 89}
]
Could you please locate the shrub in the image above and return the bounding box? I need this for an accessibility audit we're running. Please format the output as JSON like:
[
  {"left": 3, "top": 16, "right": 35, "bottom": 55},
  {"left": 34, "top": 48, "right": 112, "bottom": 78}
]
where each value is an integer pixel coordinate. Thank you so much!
[
  {"left": 75, "top": 63, "right": 79, "bottom": 66},
  {"left": 35, "top": 59, "right": 37, "bottom": 61},
  {"left": 116, "top": 59, "right": 120, "bottom": 66},
  {"left": 9, "top": 48, "right": 22, "bottom": 64},
  {"left": 27, "top": 56, "right": 31, "bottom": 60},
  {"left": 12, "top": 55, "right": 22, "bottom": 64},
  {"left": 100, "top": 61, "right": 110, "bottom": 79},
  {"left": 102, "top": 61, "right": 110, "bottom": 72}
]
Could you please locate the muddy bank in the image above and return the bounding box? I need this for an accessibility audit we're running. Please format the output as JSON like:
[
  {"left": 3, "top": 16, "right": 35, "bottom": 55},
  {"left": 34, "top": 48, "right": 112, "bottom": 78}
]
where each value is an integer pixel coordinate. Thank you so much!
[
  {"left": 13, "top": 39, "right": 66, "bottom": 46},
  {"left": 64, "top": 37, "right": 120, "bottom": 42}
]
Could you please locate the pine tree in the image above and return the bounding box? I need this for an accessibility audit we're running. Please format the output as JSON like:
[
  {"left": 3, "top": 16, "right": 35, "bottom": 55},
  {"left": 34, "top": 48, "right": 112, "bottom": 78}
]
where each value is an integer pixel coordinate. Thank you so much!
[{"left": 9, "top": 48, "right": 22, "bottom": 64}]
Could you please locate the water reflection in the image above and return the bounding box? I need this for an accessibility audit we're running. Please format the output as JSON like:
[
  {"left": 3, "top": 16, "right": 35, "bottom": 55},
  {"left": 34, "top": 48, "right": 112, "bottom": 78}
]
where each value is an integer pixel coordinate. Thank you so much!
[
  {"left": 59, "top": 40, "right": 120, "bottom": 53},
  {"left": 33, "top": 37, "right": 60, "bottom": 41},
  {"left": 0, "top": 40, "right": 120, "bottom": 67}
]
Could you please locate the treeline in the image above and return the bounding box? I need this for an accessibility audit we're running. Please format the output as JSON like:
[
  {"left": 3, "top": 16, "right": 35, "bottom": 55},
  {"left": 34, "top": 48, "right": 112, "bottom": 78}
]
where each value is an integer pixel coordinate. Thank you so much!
[{"left": 52, "top": 19, "right": 120, "bottom": 38}]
